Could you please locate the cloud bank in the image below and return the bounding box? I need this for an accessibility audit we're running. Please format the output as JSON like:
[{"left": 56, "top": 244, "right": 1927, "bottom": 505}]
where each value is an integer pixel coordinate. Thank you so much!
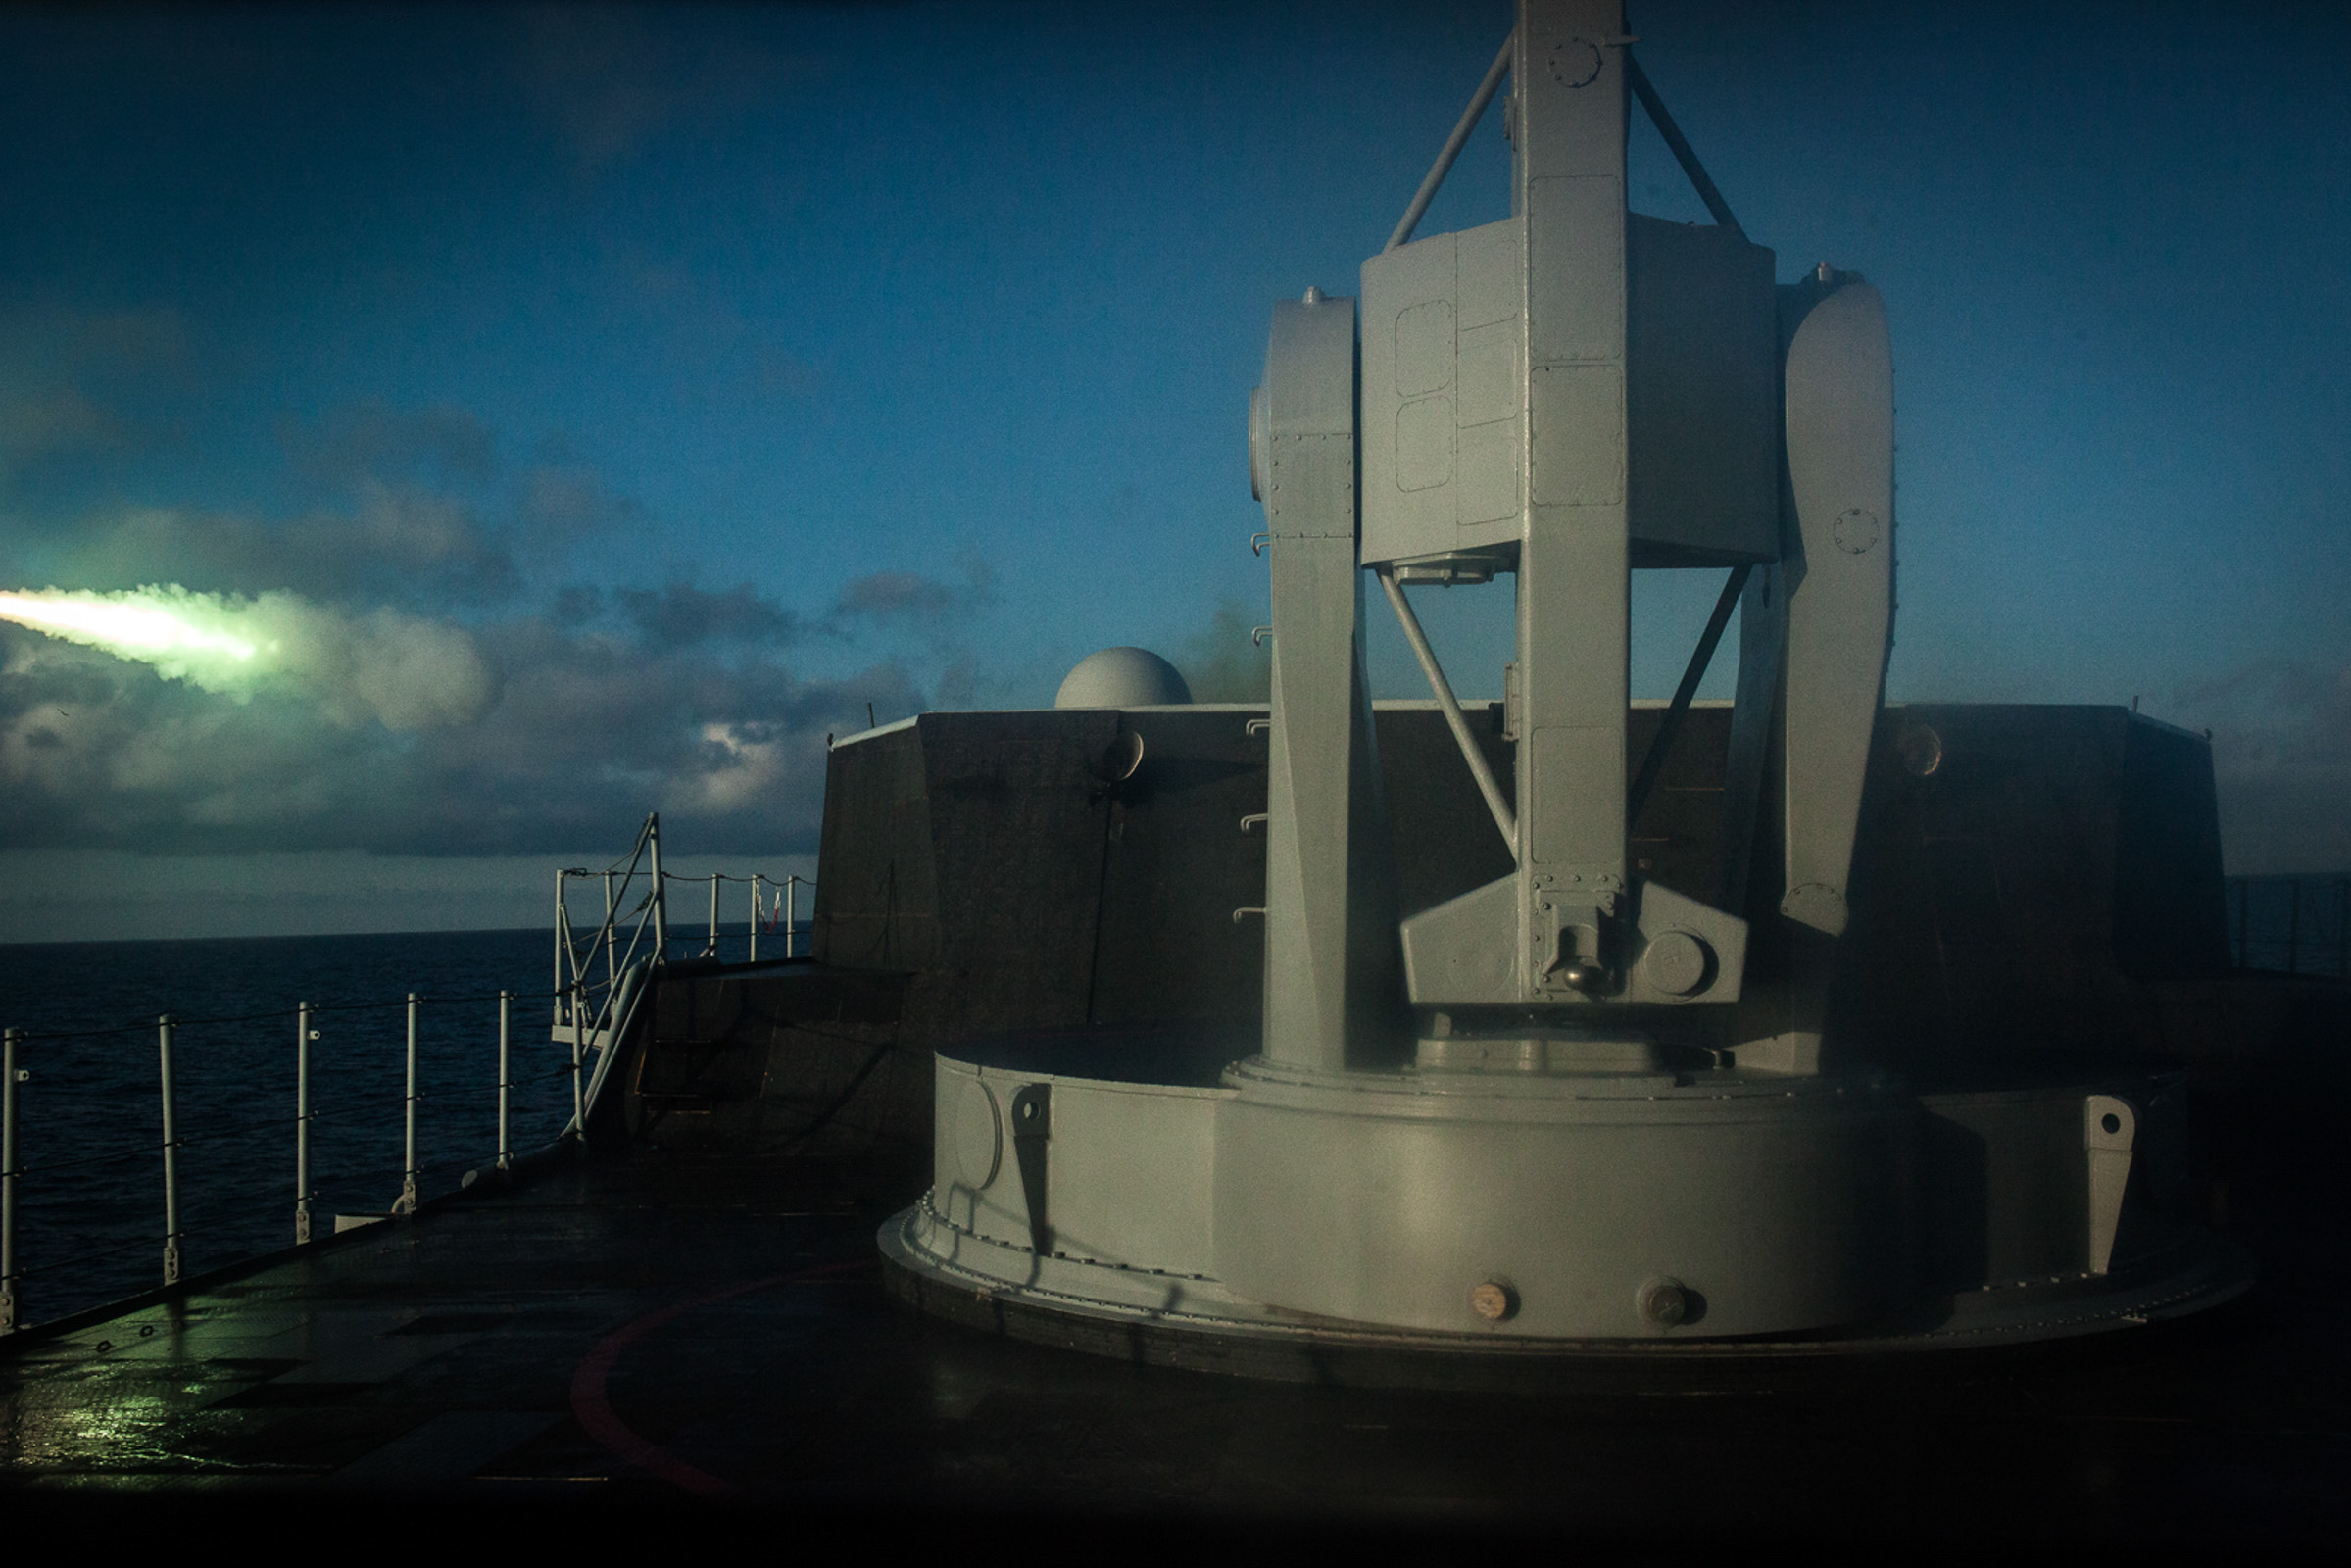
[
  {"left": 0, "top": 588, "right": 923, "bottom": 857},
  {"left": 1, "top": 355, "right": 963, "bottom": 859}
]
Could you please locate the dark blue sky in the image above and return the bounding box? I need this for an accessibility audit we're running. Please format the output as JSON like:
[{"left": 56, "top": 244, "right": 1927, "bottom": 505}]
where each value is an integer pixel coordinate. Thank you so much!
[{"left": 1, "top": 1, "right": 2345, "bottom": 934}]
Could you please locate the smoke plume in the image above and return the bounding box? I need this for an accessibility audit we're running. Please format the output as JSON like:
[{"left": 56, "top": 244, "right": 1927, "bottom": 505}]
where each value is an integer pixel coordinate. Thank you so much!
[{"left": 0, "top": 584, "right": 497, "bottom": 730}]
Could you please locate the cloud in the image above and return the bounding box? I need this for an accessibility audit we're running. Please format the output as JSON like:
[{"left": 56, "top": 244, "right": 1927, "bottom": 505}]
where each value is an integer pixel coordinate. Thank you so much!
[
  {"left": 29, "top": 493, "right": 524, "bottom": 610},
  {"left": 613, "top": 582, "right": 799, "bottom": 647},
  {"left": 829, "top": 559, "right": 997, "bottom": 627},
  {"left": 831, "top": 569, "right": 954, "bottom": 621},
  {"left": 817, "top": 561, "right": 1003, "bottom": 707},
  {"left": 0, "top": 386, "right": 943, "bottom": 860},
  {"left": 8, "top": 398, "right": 653, "bottom": 609},
  {"left": 2173, "top": 657, "right": 2351, "bottom": 873},
  {"left": 326, "top": 606, "right": 502, "bottom": 730},
  {"left": 0, "top": 600, "right": 918, "bottom": 857},
  {"left": 0, "top": 585, "right": 499, "bottom": 731}
]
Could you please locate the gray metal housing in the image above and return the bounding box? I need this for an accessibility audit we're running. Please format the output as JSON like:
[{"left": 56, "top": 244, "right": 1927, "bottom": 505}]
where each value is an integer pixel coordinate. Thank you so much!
[{"left": 878, "top": 0, "right": 2246, "bottom": 1355}]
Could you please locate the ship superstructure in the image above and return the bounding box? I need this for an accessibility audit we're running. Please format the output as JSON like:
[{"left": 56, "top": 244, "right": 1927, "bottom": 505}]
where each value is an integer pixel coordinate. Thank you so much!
[{"left": 872, "top": 0, "right": 2249, "bottom": 1354}]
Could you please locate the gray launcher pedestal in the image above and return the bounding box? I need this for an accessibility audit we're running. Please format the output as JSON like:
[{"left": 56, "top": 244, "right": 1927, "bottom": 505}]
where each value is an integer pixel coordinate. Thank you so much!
[{"left": 880, "top": 1039, "right": 2249, "bottom": 1362}]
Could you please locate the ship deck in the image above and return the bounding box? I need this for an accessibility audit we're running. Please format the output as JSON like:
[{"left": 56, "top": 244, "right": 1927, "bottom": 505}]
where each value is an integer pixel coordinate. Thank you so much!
[{"left": 4, "top": 1108, "right": 2349, "bottom": 1544}]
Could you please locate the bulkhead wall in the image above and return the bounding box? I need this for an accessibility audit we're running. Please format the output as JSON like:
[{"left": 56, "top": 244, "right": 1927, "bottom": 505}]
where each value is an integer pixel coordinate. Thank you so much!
[
  {"left": 808, "top": 703, "right": 1735, "bottom": 1054},
  {"left": 810, "top": 702, "right": 2229, "bottom": 1081},
  {"left": 668, "top": 702, "right": 2235, "bottom": 1163}
]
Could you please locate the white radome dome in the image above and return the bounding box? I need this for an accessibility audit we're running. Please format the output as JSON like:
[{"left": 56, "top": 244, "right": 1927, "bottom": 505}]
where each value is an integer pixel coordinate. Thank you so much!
[{"left": 1053, "top": 647, "right": 1192, "bottom": 709}]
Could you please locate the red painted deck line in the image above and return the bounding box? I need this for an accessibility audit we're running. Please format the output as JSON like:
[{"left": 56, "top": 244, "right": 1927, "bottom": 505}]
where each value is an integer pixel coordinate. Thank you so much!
[{"left": 569, "top": 1258, "right": 873, "bottom": 1496}]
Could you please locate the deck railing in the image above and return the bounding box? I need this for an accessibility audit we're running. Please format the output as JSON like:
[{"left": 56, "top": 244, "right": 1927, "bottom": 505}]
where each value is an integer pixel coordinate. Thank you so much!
[
  {"left": 2227, "top": 875, "right": 2351, "bottom": 981},
  {"left": 0, "top": 982, "right": 586, "bottom": 1338},
  {"left": 1, "top": 813, "right": 808, "bottom": 1340},
  {"left": 554, "top": 812, "right": 811, "bottom": 1053}
]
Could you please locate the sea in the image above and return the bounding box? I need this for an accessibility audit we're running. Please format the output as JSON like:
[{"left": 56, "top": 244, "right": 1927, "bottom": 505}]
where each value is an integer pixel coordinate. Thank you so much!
[{"left": 0, "top": 922, "right": 795, "bottom": 1332}]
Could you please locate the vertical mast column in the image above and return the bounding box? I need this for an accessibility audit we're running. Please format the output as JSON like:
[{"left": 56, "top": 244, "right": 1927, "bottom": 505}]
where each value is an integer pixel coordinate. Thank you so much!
[
  {"left": 1254, "top": 291, "right": 1397, "bottom": 1069},
  {"left": 1514, "top": 0, "right": 1633, "bottom": 995}
]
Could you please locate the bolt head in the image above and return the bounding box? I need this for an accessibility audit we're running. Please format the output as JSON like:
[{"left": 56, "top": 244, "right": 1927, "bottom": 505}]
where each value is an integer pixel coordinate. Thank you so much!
[
  {"left": 1469, "top": 1280, "right": 1516, "bottom": 1322},
  {"left": 1637, "top": 1276, "right": 1689, "bottom": 1328}
]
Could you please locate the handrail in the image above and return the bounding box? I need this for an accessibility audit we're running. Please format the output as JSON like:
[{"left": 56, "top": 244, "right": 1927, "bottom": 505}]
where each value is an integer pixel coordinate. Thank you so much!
[
  {"left": 573, "top": 955, "right": 657, "bottom": 1137},
  {"left": 0, "top": 983, "right": 589, "bottom": 1339},
  {"left": 0, "top": 815, "right": 814, "bottom": 1340},
  {"left": 556, "top": 820, "right": 815, "bottom": 1001}
]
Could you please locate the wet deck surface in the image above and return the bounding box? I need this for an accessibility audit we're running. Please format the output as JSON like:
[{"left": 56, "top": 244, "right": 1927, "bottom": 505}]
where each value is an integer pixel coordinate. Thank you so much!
[{"left": 3, "top": 1144, "right": 2348, "bottom": 1541}]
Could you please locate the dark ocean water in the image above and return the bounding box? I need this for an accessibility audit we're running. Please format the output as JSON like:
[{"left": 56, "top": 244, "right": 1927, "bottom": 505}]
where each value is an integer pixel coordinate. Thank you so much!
[
  {"left": 2228, "top": 875, "right": 2350, "bottom": 979},
  {"left": 0, "top": 927, "right": 599, "bottom": 1330}
]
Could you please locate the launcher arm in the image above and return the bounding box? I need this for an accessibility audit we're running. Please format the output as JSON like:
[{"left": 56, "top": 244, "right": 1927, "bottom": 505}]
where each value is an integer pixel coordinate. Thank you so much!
[{"left": 1720, "top": 274, "right": 1896, "bottom": 1070}]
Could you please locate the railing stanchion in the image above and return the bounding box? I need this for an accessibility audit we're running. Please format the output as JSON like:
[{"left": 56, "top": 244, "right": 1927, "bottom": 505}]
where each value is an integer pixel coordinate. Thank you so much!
[
  {"left": 3, "top": 1026, "right": 21, "bottom": 1333},
  {"left": 569, "top": 981, "right": 588, "bottom": 1142},
  {"left": 498, "top": 991, "right": 513, "bottom": 1171},
  {"left": 604, "top": 871, "right": 617, "bottom": 993},
  {"left": 648, "top": 814, "right": 668, "bottom": 961},
  {"left": 396, "top": 995, "right": 419, "bottom": 1215},
  {"left": 295, "top": 1003, "right": 314, "bottom": 1246},
  {"left": 787, "top": 875, "right": 799, "bottom": 959},
  {"left": 158, "top": 1014, "right": 181, "bottom": 1285},
  {"left": 750, "top": 874, "right": 761, "bottom": 963},
  {"left": 555, "top": 867, "right": 570, "bottom": 1027},
  {"left": 710, "top": 874, "right": 721, "bottom": 958}
]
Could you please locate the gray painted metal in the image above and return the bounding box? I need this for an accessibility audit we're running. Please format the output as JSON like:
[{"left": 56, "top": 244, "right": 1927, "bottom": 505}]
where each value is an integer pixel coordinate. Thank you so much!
[
  {"left": 877, "top": 0, "right": 2245, "bottom": 1357},
  {"left": 1624, "top": 215, "right": 1779, "bottom": 564},
  {"left": 1359, "top": 0, "right": 1776, "bottom": 1014},
  {"left": 1509, "top": 0, "right": 1636, "bottom": 1015},
  {"left": 494, "top": 991, "right": 510, "bottom": 1172},
  {"left": 1775, "top": 276, "right": 1897, "bottom": 940},
  {"left": 296, "top": 1002, "right": 314, "bottom": 1245},
  {"left": 157, "top": 1014, "right": 180, "bottom": 1286},
  {"left": 2, "top": 1027, "right": 17, "bottom": 1333},
  {"left": 397, "top": 994, "right": 420, "bottom": 1216},
  {"left": 1209, "top": 1058, "right": 1912, "bottom": 1338},
  {"left": 896, "top": 1046, "right": 2245, "bottom": 1350},
  {"left": 1719, "top": 272, "right": 1896, "bottom": 1073},
  {"left": 1256, "top": 292, "right": 1399, "bottom": 1071},
  {"left": 1053, "top": 646, "right": 1193, "bottom": 709},
  {"left": 2084, "top": 1094, "right": 2136, "bottom": 1274}
]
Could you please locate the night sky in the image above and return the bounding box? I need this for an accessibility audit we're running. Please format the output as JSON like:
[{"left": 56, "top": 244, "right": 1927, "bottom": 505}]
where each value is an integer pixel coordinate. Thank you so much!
[{"left": 2, "top": 1, "right": 2345, "bottom": 939}]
